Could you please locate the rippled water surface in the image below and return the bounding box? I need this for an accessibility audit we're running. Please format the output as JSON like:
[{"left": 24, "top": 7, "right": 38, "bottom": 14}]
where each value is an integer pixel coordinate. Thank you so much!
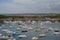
[{"left": 0, "top": 21, "right": 60, "bottom": 40}]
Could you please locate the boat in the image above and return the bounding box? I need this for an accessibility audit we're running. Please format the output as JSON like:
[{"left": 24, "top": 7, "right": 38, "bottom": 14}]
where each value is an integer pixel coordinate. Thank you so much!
[
  {"left": 45, "top": 21, "right": 51, "bottom": 23},
  {"left": 18, "top": 35, "right": 27, "bottom": 38},
  {"left": 9, "top": 26, "right": 13, "bottom": 27},
  {"left": 21, "top": 26, "right": 28, "bottom": 32},
  {"left": 17, "top": 28, "right": 20, "bottom": 30},
  {"left": 19, "top": 21, "right": 23, "bottom": 23},
  {"left": 8, "top": 37, "right": 16, "bottom": 40},
  {"left": 32, "top": 37, "right": 38, "bottom": 40},
  {"left": 26, "top": 20, "right": 31, "bottom": 23},
  {"left": 3, "top": 21, "right": 9, "bottom": 23},
  {"left": 21, "top": 30, "right": 28, "bottom": 32},
  {"left": 40, "top": 22, "right": 45, "bottom": 29},
  {"left": 53, "top": 32, "right": 60, "bottom": 35},
  {"left": 6, "top": 31, "right": 13, "bottom": 34},
  {"left": 53, "top": 29, "right": 60, "bottom": 35},
  {"left": 32, "top": 21, "right": 35, "bottom": 24},
  {"left": 12, "top": 32, "right": 20, "bottom": 36},
  {"left": 2, "top": 29, "right": 9, "bottom": 32},
  {"left": 0, "top": 34, "right": 2, "bottom": 36},
  {"left": 2, "top": 29, "right": 13, "bottom": 34},
  {"left": 39, "top": 34, "right": 46, "bottom": 37},
  {"left": 0, "top": 35, "right": 9, "bottom": 40},
  {"left": 48, "top": 27, "right": 53, "bottom": 31},
  {"left": 5, "top": 36, "right": 9, "bottom": 38},
  {"left": 27, "top": 27, "right": 33, "bottom": 30},
  {"left": 35, "top": 29, "right": 41, "bottom": 32},
  {"left": 40, "top": 27, "right": 45, "bottom": 29},
  {"left": 8, "top": 38, "right": 15, "bottom": 40},
  {"left": 22, "top": 26, "right": 28, "bottom": 29}
]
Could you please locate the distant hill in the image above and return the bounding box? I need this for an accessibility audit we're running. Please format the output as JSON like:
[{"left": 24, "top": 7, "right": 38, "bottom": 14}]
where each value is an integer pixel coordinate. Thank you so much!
[{"left": 0, "top": 13, "right": 57, "bottom": 16}]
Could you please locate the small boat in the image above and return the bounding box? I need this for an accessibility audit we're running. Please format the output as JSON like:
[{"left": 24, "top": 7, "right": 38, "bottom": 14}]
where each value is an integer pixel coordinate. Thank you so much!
[
  {"left": 18, "top": 35, "right": 27, "bottom": 38},
  {"left": 53, "top": 32, "right": 60, "bottom": 35},
  {"left": 22, "top": 26, "right": 28, "bottom": 29},
  {"left": 6, "top": 31, "right": 13, "bottom": 34},
  {"left": 0, "top": 34, "right": 2, "bottom": 36},
  {"left": 32, "top": 21, "right": 35, "bottom": 24},
  {"left": 8, "top": 38, "right": 15, "bottom": 40},
  {"left": 53, "top": 29, "right": 60, "bottom": 35},
  {"left": 2, "top": 29, "right": 9, "bottom": 32},
  {"left": 3, "top": 21, "right": 9, "bottom": 23},
  {"left": 17, "top": 28, "right": 20, "bottom": 30},
  {"left": 2, "top": 29, "right": 13, "bottom": 34},
  {"left": 5, "top": 36, "right": 9, "bottom": 38},
  {"left": 35, "top": 29, "right": 41, "bottom": 32},
  {"left": 48, "top": 27, "right": 53, "bottom": 31},
  {"left": 19, "top": 21, "right": 23, "bottom": 23},
  {"left": 28, "top": 27, "right": 33, "bottom": 30},
  {"left": 45, "top": 21, "right": 51, "bottom": 23},
  {"left": 40, "top": 22, "right": 43, "bottom": 26},
  {"left": 8, "top": 37, "right": 16, "bottom": 40},
  {"left": 40, "top": 27, "right": 45, "bottom": 29},
  {"left": 3, "top": 36, "right": 9, "bottom": 39},
  {"left": 21, "top": 30, "right": 28, "bottom": 32},
  {"left": 40, "top": 22, "right": 45, "bottom": 29},
  {"left": 54, "top": 29, "right": 59, "bottom": 32},
  {"left": 12, "top": 32, "right": 20, "bottom": 36},
  {"left": 39, "top": 34, "right": 46, "bottom": 37},
  {"left": 21, "top": 26, "right": 28, "bottom": 32},
  {"left": 32, "top": 37, "right": 38, "bottom": 40},
  {"left": 0, "top": 35, "right": 9, "bottom": 40}
]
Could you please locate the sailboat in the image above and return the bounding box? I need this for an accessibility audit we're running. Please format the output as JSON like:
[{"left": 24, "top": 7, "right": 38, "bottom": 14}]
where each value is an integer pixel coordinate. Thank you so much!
[
  {"left": 32, "top": 37, "right": 38, "bottom": 40},
  {"left": 38, "top": 22, "right": 46, "bottom": 37},
  {"left": 40, "top": 22, "right": 45, "bottom": 29}
]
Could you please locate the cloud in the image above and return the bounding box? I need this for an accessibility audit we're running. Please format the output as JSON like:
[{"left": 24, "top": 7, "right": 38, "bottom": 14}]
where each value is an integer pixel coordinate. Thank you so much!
[
  {"left": 14, "top": 0, "right": 33, "bottom": 4},
  {"left": 0, "top": 0, "right": 60, "bottom": 13},
  {"left": 0, "top": 0, "right": 12, "bottom": 3}
]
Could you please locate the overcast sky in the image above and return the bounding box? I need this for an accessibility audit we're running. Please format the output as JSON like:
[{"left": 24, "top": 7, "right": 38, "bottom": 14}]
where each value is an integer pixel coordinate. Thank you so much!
[{"left": 0, "top": 0, "right": 60, "bottom": 14}]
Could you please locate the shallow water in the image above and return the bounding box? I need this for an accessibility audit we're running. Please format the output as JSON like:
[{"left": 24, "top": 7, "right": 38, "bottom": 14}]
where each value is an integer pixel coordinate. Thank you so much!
[{"left": 0, "top": 21, "right": 60, "bottom": 40}]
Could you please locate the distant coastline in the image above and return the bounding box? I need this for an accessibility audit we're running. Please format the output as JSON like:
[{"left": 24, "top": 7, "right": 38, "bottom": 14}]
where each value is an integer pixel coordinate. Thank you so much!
[
  {"left": 0, "top": 13, "right": 60, "bottom": 22},
  {"left": 0, "top": 13, "right": 58, "bottom": 16}
]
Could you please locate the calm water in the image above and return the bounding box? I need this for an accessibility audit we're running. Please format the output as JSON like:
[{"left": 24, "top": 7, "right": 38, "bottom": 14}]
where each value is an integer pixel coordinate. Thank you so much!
[{"left": 0, "top": 21, "right": 60, "bottom": 40}]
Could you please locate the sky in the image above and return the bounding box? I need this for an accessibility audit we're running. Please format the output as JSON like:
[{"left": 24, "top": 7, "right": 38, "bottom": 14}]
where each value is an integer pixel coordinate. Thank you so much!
[{"left": 0, "top": 0, "right": 60, "bottom": 14}]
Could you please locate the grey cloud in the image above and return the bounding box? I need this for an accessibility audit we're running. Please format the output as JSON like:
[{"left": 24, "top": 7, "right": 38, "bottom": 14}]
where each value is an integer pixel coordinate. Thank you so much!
[{"left": 0, "top": 0, "right": 60, "bottom": 13}]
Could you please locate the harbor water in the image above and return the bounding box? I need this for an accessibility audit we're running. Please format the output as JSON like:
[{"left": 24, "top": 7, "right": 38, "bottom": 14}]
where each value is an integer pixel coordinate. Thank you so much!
[{"left": 0, "top": 21, "right": 60, "bottom": 40}]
